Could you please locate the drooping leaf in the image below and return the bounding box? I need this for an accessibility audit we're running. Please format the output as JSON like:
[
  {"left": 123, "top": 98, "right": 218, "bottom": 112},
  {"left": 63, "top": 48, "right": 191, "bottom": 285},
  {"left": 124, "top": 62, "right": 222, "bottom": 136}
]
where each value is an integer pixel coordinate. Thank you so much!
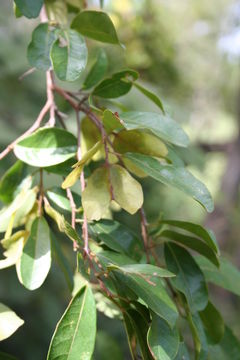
[
  {"left": 47, "top": 187, "right": 81, "bottom": 212},
  {"left": 71, "top": 10, "right": 119, "bottom": 44},
  {"left": 93, "top": 70, "right": 138, "bottom": 98},
  {"left": 199, "top": 302, "right": 224, "bottom": 345},
  {"left": 119, "top": 111, "right": 189, "bottom": 147},
  {"left": 0, "top": 231, "right": 26, "bottom": 270},
  {"left": 125, "top": 153, "right": 214, "bottom": 213},
  {"left": 0, "top": 161, "right": 30, "bottom": 204},
  {"left": 83, "top": 49, "right": 108, "bottom": 89},
  {"left": 51, "top": 232, "right": 74, "bottom": 292},
  {"left": 110, "top": 164, "right": 143, "bottom": 215},
  {"left": 47, "top": 285, "right": 96, "bottom": 360},
  {"left": 61, "top": 166, "right": 83, "bottom": 190},
  {"left": 164, "top": 243, "right": 208, "bottom": 313},
  {"left": 82, "top": 167, "right": 110, "bottom": 220},
  {"left": 17, "top": 217, "right": 51, "bottom": 290},
  {"left": 72, "top": 141, "right": 102, "bottom": 168},
  {"left": 189, "top": 313, "right": 209, "bottom": 360},
  {"left": 147, "top": 313, "right": 179, "bottom": 360},
  {"left": 102, "top": 109, "right": 124, "bottom": 133},
  {"left": 14, "top": 127, "right": 77, "bottom": 167},
  {"left": 89, "top": 219, "right": 142, "bottom": 260},
  {"left": 113, "top": 130, "right": 168, "bottom": 158},
  {"left": 45, "top": 0, "right": 68, "bottom": 25},
  {"left": 109, "top": 264, "right": 175, "bottom": 279},
  {"left": 113, "top": 271, "right": 178, "bottom": 328},
  {"left": 0, "top": 186, "right": 37, "bottom": 232},
  {"left": 195, "top": 255, "right": 240, "bottom": 296},
  {"left": 134, "top": 82, "right": 164, "bottom": 113},
  {"left": 0, "top": 303, "right": 24, "bottom": 341},
  {"left": 160, "top": 230, "right": 219, "bottom": 267},
  {"left": 51, "top": 29, "right": 88, "bottom": 81},
  {"left": 27, "top": 23, "right": 57, "bottom": 71},
  {"left": 14, "top": 0, "right": 43, "bottom": 18},
  {"left": 160, "top": 220, "right": 219, "bottom": 255},
  {"left": 81, "top": 116, "right": 102, "bottom": 161},
  {"left": 208, "top": 326, "right": 240, "bottom": 360}
]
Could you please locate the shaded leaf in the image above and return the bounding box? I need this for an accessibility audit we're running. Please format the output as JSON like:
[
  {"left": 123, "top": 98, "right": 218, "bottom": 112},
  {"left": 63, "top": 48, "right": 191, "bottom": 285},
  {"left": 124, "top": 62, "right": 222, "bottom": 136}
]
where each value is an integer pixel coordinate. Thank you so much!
[
  {"left": 51, "top": 29, "right": 88, "bottom": 81},
  {"left": 0, "top": 351, "right": 18, "bottom": 360},
  {"left": 0, "top": 231, "right": 26, "bottom": 270},
  {"left": 14, "top": 0, "right": 43, "bottom": 18},
  {"left": 45, "top": 158, "right": 76, "bottom": 176},
  {"left": 109, "top": 264, "right": 175, "bottom": 279},
  {"left": 102, "top": 109, "right": 124, "bottom": 133},
  {"left": 199, "top": 302, "right": 224, "bottom": 345},
  {"left": 71, "top": 10, "right": 119, "bottom": 44},
  {"left": 209, "top": 326, "right": 240, "bottom": 360},
  {"left": 47, "top": 285, "right": 96, "bottom": 360},
  {"left": 119, "top": 112, "right": 189, "bottom": 147},
  {"left": 164, "top": 243, "right": 208, "bottom": 313},
  {"left": 17, "top": 217, "right": 51, "bottom": 290},
  {"left": 134, "top": 82, "right": 164, "bottom": 113},
  {"left": 14, "top": 127, "right": 77, "bottom": 167},
  {"left": 147, "top": 313, "right": 179, "bottom": 360},
  {"left": 82, "top": 167, "right": 110, "bottom": 220},
  {"left": 110, "top": 164, "right": 143, "bottom": 214},
  {"left": 83, "top": 49, "right": 108, "bottom": 89},
  {"left": 94, "top": 331, "right": 123, "bottom": 360},
  {"left": 0, "top": 303, "right": 24, "bottom": 341},
  {"left": 125, "top": 153, "right": 214, "bottom": 213},
  {"left": 174, "top": 343, "right": 190, "bottom": 360},
  {"left": 27, "top": 23, "right": 57, "bottom": 71}
]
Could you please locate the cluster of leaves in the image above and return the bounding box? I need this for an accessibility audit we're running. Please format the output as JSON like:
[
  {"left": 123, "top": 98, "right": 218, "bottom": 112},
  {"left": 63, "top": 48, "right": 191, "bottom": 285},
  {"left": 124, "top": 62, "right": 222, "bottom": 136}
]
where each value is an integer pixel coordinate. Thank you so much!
[{"left": 1, "top": 0, "right": 240, "bottom": 359}]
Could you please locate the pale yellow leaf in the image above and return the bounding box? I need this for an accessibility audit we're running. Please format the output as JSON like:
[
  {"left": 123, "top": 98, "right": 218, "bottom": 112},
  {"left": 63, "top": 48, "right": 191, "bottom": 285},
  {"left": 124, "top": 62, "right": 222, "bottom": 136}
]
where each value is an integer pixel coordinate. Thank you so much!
[
  {"left": 0, "top": 303, "right": 24, "bottom": 341},
  {"left": 62, "top": 165, "right": 83, "bottom": 189}
]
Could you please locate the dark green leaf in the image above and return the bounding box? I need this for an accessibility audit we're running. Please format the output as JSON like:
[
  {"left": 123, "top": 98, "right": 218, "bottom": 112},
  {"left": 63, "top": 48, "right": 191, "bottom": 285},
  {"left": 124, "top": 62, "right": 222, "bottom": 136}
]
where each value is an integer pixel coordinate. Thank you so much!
[
  {"left": 164, "top": 243, "right": 208, "bottom": 313},
  {"left": 109, "top": 264, "right": 175, "bottom": 279},
  {"left": 45, "top": 158, "right": 76, "bottom": 176},
  {"left": 94, "top": 331, "right": 123, "bottom": 360},
  {"left": 0, "top": 161, "right": 30, "bottom": 204},
  {"left": 134, "top": 82, "right": 164, "bottom": 113},
  {"left": 147, "top": 313, "right": 179, "bottom": 360},
  {"left": 83, "top": 49, "right": 108, "bottom": 89},
  {"left": 71, "top": 10, "right": 119, "bottom": 44},
  {"left": 209, "top": 326, "right": 240, "bottom": 360},
  {"left": 47, "top": 285, "right": 96, "bottom": 360},
  {"left": 47, "top": 187, "right": 81, "bottom": 212},
  {"left": 0, "top": 352, "right": 18, "bottom": 360},
  {"left": 160, "top": 230, "right": 219, "bottom": 267},
  {"left": 199, "top": 302, "right": 224, "bottom": 345},
  {"left": 14, "top": 127, "right": 77, "bottom": 167},
  {"left": 14, "top": 0, "right": 43, "bottom": 18},
  {"left": 119, "top": 112, "right": 189, "bottom": 147},
  {"left": 17, "top": 217, "right": 51, "bottom": 290},
  {"left": 195, "top": 256, "right": 240, "bottom": 296},
  {"left": 27, "top": 23, "right": 57, "bottom": 70},
  {"left": 174, "top": 343, "right": 190, "bottom": 360},
  {"left": 89, "top": 219, "right": 142, "bottom": 261},
  {"left": 188, "top": 313, "right": 208, "bottom": 360},
  {"left": 125, "top": 153, "right": 214, "bottom": 213},
  {"left": 51, "top": 29, "right": 88, "bottom": 81},
  {"left": 160, "top": 220, "right": 219, "bottom": 254}
]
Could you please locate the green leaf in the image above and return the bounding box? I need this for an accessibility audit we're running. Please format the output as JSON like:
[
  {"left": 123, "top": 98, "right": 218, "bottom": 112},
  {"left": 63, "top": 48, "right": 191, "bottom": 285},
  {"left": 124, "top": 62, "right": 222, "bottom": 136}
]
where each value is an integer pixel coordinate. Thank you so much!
[
  {"left": 113, "top": 130, "right": 168, "bottom": 158},
  {"left": 0, "top": 352, "right": 18, "bottom": 360},
  {"left": 160, "top": 220, "right": 219, "bottom": 255},
  {"left": 109, "top": 264, "right": 175, "bottom": 279},
  {"left": 0, "top": 232, "right": 26, "bottom": 270},
  {"left": 17, "top": 217, "right": 51, "bottom": 290},
  {"left": 47, "top": 187, "right": 81, "bottom": 212},
  {"left": 190, "top": 313, "right": 208, "bottom": 360},
  {"left": 102, "top": 109, "right": 124, "bottom": 133},
  {"left": 97, "top": 250, "right": 135, "bottom": 268},
  {"left": 14, "top": 0, "right": 43, "bottom": 18},
  {"left": 174, "top": 343, "right": 190, "bottom": 360},
  {"left": 147, "top": 313, "right": 179, "bottom": 360},
  {"left": 199, "top": 302, "right": 224, "bottom": 345},
  {"left": 82, "top": 167, "right": 110, "bottom": 220},
  {"left": 0, "top": 160, "right": 30, "bottom": 204},
  {"left": 45, "top": 158, "right": 76, "bottom": 176},
  {"left": 164, "top": 243, "right": 208, "bottom": 313},
  {"left": 51, "top": 232, "right": 74, "bottom": 292},
  {"left": 110, "top": 164, "right": 143, "bottom": 215},
  {"left": 14, "top": 127, "right": 77, "bottom": 167},
  {"left": 89, "top": 219, "right": 142, "bottom": 260},
  {"left": 160, "top": 230, "right": 219, "bottom": 267},
  {"left": 0, "top": 186, "right": 37, "bottom": 232},
  {"left": 83, "top": 49, "right": 108, "bottom": 89},
  {"left": 119, "top": 112, "right": 189, "bottom": 147},
  {"left": 134, "top": 82, "right": 164, "bottom": 113},
  {"left": 51, "top": 29, "right": 88, "bottom": 82},
  {"left": 71, "top": 10, "right": 119, "bottom": 44},
  {"left": 209, "top": 326, "right": 240, "bottom": 360},
  {"left": 114, "top": 271, "right": 178, "bottom": 328},
  {"left": 125, "top": 153, "right": 214, "bottom": 213},
  {"left": 93, "top": 70, "right": 138, "bottom": 98},
  {"left": 0, "top": 303, "right": 24, "bottom": 341},
  {"left": 195, "top": 256, "right": 240, "bottom": 296},
  {"left": 47, "top": 285, "right": 96, "bottom": 360},
  {"left": 27, "top": 23, "right": 57, "bottom": 71},
  {"left": 95, "top": 331, "right": 123, "bottom": 360}
]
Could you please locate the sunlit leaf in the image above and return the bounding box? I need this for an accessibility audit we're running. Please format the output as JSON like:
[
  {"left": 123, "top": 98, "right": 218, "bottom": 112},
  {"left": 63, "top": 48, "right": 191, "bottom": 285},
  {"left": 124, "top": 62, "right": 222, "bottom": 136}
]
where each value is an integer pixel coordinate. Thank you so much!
[
  {"left": 47, "top": 285, "right": 96, "bottom": 360},
  {"left": 102, "top": 109, "right": 124, "bottom": 133},
  {"left": 0, "top": 232, "right": 26, "bottom": 270},
  {"left": 0, "top": 303, "right": 24, "bottom": 341},
  {"left": 47, "top": 187, "right": 81, "bottom": 212}
]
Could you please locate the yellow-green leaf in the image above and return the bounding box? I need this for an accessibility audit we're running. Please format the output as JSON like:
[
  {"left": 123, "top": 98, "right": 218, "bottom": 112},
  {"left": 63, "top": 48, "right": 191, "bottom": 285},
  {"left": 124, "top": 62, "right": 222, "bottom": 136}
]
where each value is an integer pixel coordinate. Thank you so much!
[
  {"left": 62, "top": 166, "right": 83, "bottom": 189},
  {"left": 110, "top": 165, "right": 143, "bottom": 214}
]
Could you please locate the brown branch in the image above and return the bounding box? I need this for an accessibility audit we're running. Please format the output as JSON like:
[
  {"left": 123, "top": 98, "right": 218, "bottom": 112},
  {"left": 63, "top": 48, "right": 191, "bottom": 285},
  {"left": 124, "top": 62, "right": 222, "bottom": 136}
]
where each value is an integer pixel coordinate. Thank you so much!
[
  {"left": 46, "top": 71, "right": 56, "bottom": 126},
  {"left": 140, "top": 207, "right": 150, "bottom": 263}
]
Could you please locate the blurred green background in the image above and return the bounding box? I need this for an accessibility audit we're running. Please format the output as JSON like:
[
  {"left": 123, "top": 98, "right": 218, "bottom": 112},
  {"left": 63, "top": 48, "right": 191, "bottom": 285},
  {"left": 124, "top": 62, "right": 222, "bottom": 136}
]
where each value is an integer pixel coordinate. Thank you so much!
[{"left": 0, "top": 0, "right": 240, "bottom": 358}]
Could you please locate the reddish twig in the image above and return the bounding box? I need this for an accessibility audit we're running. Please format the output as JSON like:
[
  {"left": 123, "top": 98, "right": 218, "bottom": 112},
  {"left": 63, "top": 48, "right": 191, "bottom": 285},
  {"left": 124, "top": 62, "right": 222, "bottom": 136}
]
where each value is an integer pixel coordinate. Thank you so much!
[{"left": 46, "top": 71, "right": 56, "bottom": 126}]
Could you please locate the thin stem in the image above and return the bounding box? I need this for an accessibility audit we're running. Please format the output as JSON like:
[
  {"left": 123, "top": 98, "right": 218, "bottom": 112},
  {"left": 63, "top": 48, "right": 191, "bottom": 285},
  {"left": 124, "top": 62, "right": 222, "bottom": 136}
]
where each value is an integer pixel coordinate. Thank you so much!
[
  {"left": 38, "top": 169, "right": 44, "bottom": 217},
  {"left": 46, "top": 71, "right": 55, "bottom": 126},
  {"left": 140, "top": 207, "right": 150, "bottom": 263}
]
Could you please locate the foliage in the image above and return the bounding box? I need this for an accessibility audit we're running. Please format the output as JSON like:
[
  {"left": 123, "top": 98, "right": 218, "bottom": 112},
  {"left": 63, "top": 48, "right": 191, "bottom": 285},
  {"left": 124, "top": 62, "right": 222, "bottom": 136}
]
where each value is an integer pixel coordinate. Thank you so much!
[{"left": 0, "top": 1, "right": 240, "bottom": 359}]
